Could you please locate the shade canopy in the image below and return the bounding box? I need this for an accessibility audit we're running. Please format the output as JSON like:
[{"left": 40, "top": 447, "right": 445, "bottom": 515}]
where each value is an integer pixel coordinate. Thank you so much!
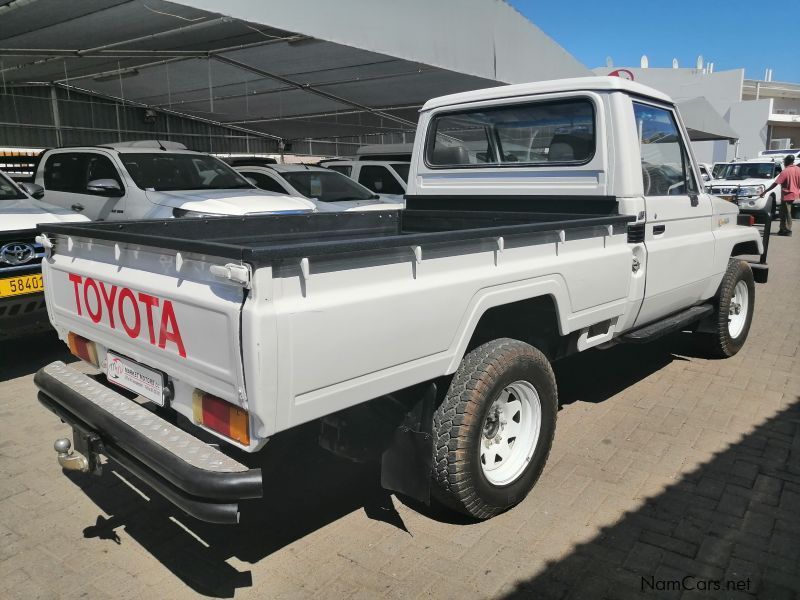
[
  {"left": 677, "top": 97, "right": 740, "bottom": 142},
  {"left": 0, "top": 0, "right": 590, "bottom": 148}
]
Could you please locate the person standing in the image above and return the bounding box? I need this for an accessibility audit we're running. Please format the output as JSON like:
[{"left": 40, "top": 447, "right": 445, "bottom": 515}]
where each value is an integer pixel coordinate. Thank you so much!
[{"left": 760, "top": 155, "right": 799, "bottom": 236}]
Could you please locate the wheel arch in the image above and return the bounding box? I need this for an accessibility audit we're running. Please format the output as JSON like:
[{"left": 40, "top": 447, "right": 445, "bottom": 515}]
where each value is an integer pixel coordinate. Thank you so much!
[{"left": 445, "top": 277, "right": 571, "bottom": 374}]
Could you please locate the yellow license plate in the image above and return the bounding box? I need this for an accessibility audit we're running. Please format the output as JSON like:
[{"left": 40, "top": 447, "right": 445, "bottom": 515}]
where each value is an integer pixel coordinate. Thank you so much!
[
  {"left": 0, "top": 273, "right": 44, "bottom": 298},
  {"left": 720, "top": 195, "right": 735, "bottom": 202}
]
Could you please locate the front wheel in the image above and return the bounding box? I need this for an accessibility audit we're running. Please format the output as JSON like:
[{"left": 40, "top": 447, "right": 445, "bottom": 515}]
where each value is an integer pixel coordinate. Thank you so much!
[
  {"left": 706, "top": 259, "right": 755, "bottom": 358},
  {"left": 431, "top": 339, "right": 557, "bottom": 519}
]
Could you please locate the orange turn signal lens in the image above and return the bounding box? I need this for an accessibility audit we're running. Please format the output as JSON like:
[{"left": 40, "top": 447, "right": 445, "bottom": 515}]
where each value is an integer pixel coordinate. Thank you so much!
[
  {"left": 67, "top": 332, "right": 98, "bottom": 367},
  {"left": 192, "top": 390, "right": 250, "bottom": 446}
]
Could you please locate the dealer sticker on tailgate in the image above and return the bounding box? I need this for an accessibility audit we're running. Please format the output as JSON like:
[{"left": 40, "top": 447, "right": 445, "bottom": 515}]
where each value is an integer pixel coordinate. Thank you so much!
[{"left": 106, "top": 351, "right": 166, "bottom": 406}]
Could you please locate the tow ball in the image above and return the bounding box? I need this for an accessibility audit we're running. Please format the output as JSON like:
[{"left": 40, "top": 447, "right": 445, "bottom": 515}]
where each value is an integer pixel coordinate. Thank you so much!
[{"left": 53, "top": 427, "right": 102, "bottom": 475}]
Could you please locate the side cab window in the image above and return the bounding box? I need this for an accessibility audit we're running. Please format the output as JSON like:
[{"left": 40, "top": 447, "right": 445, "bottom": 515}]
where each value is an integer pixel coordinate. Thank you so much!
[
  {"left": 242, "top": 171, "right": 289, "bottom": 194},
  {"left": 633, "top": 103, "right": 698, "bottom": 197},
  {"left": 327, "top": 165, "right": 352, "bottom": 177},
  {"left": 44, "top": 153, "right": 88, "bottom": 192},
  {"left": 358, "top": 165, "right": 404, "bottom": 195},
  {"left": 44, "top": 152, "right": 123, "bottom": 195},
  {"left": 86, "top": 154, "right": 124, "bottom": 192}
]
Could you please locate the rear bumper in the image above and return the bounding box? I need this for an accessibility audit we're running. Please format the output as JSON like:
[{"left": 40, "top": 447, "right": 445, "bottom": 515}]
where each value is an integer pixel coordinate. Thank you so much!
[
  {"left": 34, "top": 361, "right": 263, "bottom": 524},
  {"left": 0, "top": 292, "right": 50, "bottom": 339}
]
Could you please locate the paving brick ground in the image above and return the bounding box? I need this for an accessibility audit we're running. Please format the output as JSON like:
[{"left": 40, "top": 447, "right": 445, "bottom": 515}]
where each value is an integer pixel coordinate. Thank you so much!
[{"left": 1, "top": 230, "right": 798, "bottom": 600}]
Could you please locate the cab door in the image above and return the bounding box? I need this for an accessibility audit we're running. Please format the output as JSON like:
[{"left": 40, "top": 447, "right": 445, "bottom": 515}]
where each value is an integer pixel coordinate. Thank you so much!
[
  {"left": 633, "top": 102, "right": 716, "bottom": 326},
  {"left": 39, "top": 152, "right": 124, "bottom": 221}
]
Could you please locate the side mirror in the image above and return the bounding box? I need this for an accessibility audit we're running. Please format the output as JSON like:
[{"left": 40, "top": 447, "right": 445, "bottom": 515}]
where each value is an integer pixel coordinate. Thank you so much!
[
  {"left": 701, "top": 173, "right": 710, "bottom": 182},
  {"left": 19, "top": 182, "right": 44, "bottom": 199},
  {"left": 86, "top": 179, "right": 123, "bottom": 197}
]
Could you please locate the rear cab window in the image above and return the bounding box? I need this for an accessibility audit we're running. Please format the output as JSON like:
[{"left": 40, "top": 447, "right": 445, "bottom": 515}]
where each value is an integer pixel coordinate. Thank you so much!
[{"left": 425, "top": 98, "right": 595, "bottom": 167}]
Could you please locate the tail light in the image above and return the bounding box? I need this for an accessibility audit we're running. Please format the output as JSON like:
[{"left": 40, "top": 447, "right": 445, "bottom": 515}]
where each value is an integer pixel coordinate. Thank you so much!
[
  {"left": 736, "top": 214, "right": 755, "bottom": 226},
  {"left": 192, "top": 390, "right": 250, "bottom": 446},
  {"left": 67, "top": 332, "right": 98, "bottom": 367}
]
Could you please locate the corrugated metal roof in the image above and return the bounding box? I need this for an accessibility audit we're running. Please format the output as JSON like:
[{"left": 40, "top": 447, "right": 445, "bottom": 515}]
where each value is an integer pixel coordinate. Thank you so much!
[{"left": 0, "top": 0, "right": 590, "bottom": 145}]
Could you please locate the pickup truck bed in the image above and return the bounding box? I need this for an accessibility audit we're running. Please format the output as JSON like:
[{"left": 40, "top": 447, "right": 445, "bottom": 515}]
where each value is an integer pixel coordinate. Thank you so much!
[{"left": 38, "top": 197, "right": 631, "bottom": 263}]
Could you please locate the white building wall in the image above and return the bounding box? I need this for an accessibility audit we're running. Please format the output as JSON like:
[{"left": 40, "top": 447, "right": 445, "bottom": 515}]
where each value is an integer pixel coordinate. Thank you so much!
[{"left": 729, "top": 99, "right": 773, "bottom": 159}]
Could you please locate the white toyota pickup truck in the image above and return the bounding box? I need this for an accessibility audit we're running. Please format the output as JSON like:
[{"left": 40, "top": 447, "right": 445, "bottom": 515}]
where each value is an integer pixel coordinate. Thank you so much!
[{"left": 34, "top": 77, "right": 767, "bottom": 524}]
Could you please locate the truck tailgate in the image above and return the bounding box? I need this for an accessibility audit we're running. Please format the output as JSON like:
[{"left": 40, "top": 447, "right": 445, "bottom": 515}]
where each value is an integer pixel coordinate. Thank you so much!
[{"left": 43, "top": 235, "right": 247, "bottom": 405}]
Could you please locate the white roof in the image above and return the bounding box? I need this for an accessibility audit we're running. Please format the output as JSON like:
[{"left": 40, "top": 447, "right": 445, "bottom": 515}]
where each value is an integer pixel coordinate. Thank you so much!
[
  {"left": 239, "top": 164, "right": 327, "bottom": 173},
  {"left": 104, "top": 141, "right": 188, "bottom": 150},
  {"left": 422, "top": 76, "right": 674, "bottom": 111},
  {"left": 47, "top": 146, "right": 206, "bottom": 156}
]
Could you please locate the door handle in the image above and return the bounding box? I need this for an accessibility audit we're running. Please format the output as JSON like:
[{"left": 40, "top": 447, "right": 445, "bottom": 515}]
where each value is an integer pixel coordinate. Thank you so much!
[
  {"left": 653, "top": 224, "right": 666, "bottom": 235},
  {"left": 71, "top": 203, "right": 84, "bottom": 212}
]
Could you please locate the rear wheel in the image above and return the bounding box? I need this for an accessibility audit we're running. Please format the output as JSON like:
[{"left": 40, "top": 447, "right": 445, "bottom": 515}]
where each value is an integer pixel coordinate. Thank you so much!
[
  {"left": 706, "top": 259, "right": 755, "bottom": 358},
  {"left": 431, "top": 338, "right": 557, "bottom": 519}
]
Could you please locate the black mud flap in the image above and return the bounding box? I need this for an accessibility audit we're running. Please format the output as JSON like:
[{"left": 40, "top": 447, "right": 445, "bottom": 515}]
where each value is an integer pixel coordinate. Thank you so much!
[{"left": 380, "top": 383, "right": 436, "bottom": 503}]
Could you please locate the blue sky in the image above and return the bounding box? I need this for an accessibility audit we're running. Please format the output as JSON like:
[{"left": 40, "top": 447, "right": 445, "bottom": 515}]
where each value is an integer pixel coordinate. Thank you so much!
[{"left": 508, "top": 1, "right": 799, "bottom": 83}]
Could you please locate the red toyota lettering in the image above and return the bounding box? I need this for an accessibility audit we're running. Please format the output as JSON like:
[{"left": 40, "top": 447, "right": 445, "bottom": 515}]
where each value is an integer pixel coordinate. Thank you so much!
[
  {"left": 66, "top": 273, "right": 186, "bottom": 358},
  {"left": 138, "top": 292, "right": 160, "bottom": 345},
  {"left": 118, "top": 287, "right": 140, "bottom": 338},
  {"left": 83, "top": 278, "right": 102, "bottom": 324},
  {"left": 99, "top": 281, "right": 117, "bottom": 328},
  {"left": 158, "top": 300, "right": 186, "bottom": 358},
  {"left": 69, "top": 273, "right": 83, "bottom": 315}
]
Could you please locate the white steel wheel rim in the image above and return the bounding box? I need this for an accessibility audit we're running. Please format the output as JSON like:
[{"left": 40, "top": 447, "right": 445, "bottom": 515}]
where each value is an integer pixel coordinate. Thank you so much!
[
  {"left": 728, "top": 281, "right": 749, "bottom": 338},
  {"left": 479, "top": 380, "right": 542, "bottom": 486}
]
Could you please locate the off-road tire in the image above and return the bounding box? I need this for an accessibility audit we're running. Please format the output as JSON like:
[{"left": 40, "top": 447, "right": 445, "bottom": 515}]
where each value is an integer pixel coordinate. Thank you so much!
[
  {"left": 431, "top": 338, "right": 557, "bottom": 519},
  {"left": 707, "top": 259, "right": 755, "bottom": 358}
]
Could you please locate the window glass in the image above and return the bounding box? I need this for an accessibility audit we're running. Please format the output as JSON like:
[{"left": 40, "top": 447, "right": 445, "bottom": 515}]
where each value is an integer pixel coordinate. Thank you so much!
[
  {"left": 44, "top": 153, "right": 88, "bottom": 193},
  {"left": 357, "top": 165, "right": 405, "bottom": 194},
  {"left": 282, "top": 170, "right": 374, "bottom": 202},
  {"left": 121, "top": 153, "right": 252, "bottom": 191},
  {"left": 86, "top": 155, "right": 123, "bottom": 189},
  {"left": 326, "top": 165, "right": 352, "bottom": 177},
  {"left": 241, "top": 171, "right": 289, "bottom": 194},
  {"left": 716, "top": 162, "right": 778, "bottom": 180},
  {"left": 633, "top": 103, "right": 698, "bottom": 196},
  {"left": 0, "top": 172, "right": 24, "bottom": 200},
  {"left": 391, "top": 163, "right": 410, "bottom": 182},
  {"left": 427, "top": 99, "right": 595, "bottom": 167}
]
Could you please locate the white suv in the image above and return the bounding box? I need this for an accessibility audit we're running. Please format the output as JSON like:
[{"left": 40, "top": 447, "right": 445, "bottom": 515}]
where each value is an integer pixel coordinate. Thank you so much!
[
  {"left": 34, "top": 141, "right": 316, "bottom": 220},
  {"left": 235, "top": 164, "right": 404, "bottom": 211},
  {"left": 708, "top": 159, "right": 782, "bottom": 218},
  {"left": 319, "top": 160, "right": 409, "bottom": 197}
]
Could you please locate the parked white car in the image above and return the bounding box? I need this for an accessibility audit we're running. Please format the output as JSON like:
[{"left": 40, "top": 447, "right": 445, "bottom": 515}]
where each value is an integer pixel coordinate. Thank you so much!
[
  {"left": 235, "top": 164, "right": 404, "bottom": 211},
  {"left": 758, "top": 148, "right": 800, "bottom": 163},
  {"left": 34, "top": 141, "right": 316, "bottom": 220},
  {"left": 708, "top": 159, "right": 783, "bottom": 218},
  {"left": 319, "top": 159, "right": 409, "bottom": 196},
  {"left": 34, "top": 77, "right": 765, "bottom": 525},
  {"left": 0, "top": 170, "right": 88, "bottom": 339}
]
